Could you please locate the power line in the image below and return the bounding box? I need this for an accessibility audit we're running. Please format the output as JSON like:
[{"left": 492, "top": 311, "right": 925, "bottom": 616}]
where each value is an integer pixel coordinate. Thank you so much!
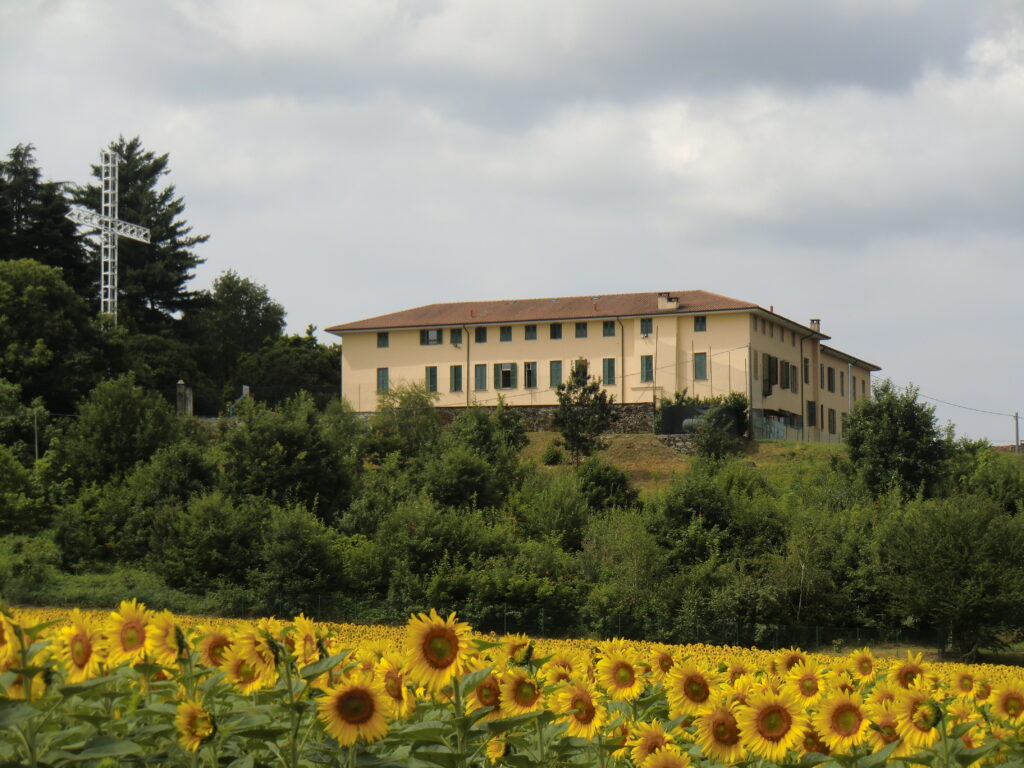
[{"left": 915, "top": 392, "right": 1014, "bottom": 419}]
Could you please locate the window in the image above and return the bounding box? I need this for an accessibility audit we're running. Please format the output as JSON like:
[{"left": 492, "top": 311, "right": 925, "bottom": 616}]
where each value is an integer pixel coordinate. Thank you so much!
[
  {"left": 761, "top": 318, "right": 766, "bottom": 334},
  {"left": 420, "top": 328, "right": 443, "bottom": 345},
  {"left": 376, "top": 368, "right": 389, "bottom": 394},
  {"left": 820, "top": 403, "right": 824, "bottom": 426},
  {"left": 525, "top": 324, "right": 537, "bottom": 340},
  {"left": 828, "top": 408, "right": 837, "bottom": 435},
  {"left": 475, "top": 327, "right": 487, "bottom": 343},
  {"left": 827, "top": 367, "right": 836, "bottom": 393},
  {"left": 769, "top": 322, "right": 774, "bottom": 339},
  {"left": 377, "top": 332, "right": 389, "bottom": 348},
  {"left": 840, "top": 371, "right": 845, "bottom": 396},
  {"left": 474, "top": 364, "right": 487, "bottom": 390},
  {"left": 820, "top": 363, "right": 825, "bottom": 388},
  {"left": 791, "top": 366, "right": 798, "bottom": 393},
  {"left": 603, "top": 320, "right": 615, "bottom": 337},
  {"left": 494, "top": 362, "right": 517, "bottom": 389},
  {"left": 550, "top": 360, "right": 563, "bottom": 387},
  {"left": 806, "top": 400, "right": 817, "bottom": 427},
  {"left": 753, "top": 349, "right": 759, "bottom": 380},
  {"left": 694, "top": 352, "right": 708, "bottom": 381},
  {"left": 752, "top": 316, "right": 758, "bottom": 333},
  {"left": 780, "top": 360, "right": 790, "bottom": 389},
  {"left": 602, "top": 358, "right": 615, "bottom": 385},
  {"left": 574, "top": 321, "right": 587, "bottom": 338},
  {"left": 769, "top": 355, "right": 779, "bottom": 386},
  {"left": 694, "top": 315, "right": 707, "bottom": 332},
  {"left": 450, "top": 328, "right": 462, "bottom": 345},
  {"left": 803, "top": 357, "right": 810, "bottom": 385},
  {"left": 450, "top": 365, "right": 462, "bottom": 392},
  {"left": 500, "top": 326, "right": 512, "bottom": 342},
  {"left": 640, "top": 317, "right": 653, "bottom": 336},
  {"left": 640, "top": 355, "right": 654, "bottom": 383},
  {"left": 791, "top": 331, "right": 796, "bottom": 347},
  {"left": 550, "top": 323, "right": 562, "bottom": 340},
  {"left": 425, "top": 366, "right": 437, "bottom": 393},
  {"left": 851, "top": 376, "right": 856, "bottom": 401},
  {"left": 524, "top": 361, "right": 537, "bottom": 388}
]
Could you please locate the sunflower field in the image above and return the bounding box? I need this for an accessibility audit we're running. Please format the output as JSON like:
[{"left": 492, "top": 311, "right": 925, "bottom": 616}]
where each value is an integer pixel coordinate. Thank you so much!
[{"left": 2, "top": 603, "right": 1024, "bottom": 768}]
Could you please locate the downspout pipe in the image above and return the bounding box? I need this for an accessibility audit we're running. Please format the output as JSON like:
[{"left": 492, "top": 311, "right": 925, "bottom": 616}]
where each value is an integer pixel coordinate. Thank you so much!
[{"left": 463, "top": 324, "right": 470, "bottom": 407}]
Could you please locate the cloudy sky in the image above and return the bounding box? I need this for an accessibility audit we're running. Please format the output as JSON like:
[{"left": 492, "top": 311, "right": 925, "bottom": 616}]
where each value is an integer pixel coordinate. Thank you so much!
[{"left": 1, "top": 0, "right": 1021, "bottom": 441}]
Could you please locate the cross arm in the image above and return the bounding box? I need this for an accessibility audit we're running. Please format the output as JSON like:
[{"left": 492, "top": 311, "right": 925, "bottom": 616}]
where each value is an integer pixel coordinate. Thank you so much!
[{"left": 66, "top": 205, "right": 152, "bottom": 244}]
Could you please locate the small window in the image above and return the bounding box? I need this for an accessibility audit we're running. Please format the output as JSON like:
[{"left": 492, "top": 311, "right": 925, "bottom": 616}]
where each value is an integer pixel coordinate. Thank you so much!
[
  {"left": 694, "top": 315, "right": 707, "bottom": 332},
  {"left": 753, "top": 349, "right": 759, "bottom": 380},
  {"left": 525, "top": 324, "right": 537, "bottom": 340},
  {"left": 602, "top": 358, "right": 615, "bottom": 386},
  {"left": 450, "top": 328, "right": 463, "bottom": 345},
  {"left": 450, "top": 365, "right": 462, "bottom": 392},
  {"left": 761, "top": 318, "right": 766, "bottom": 334},
  {"left": 575, "top": 322, "right": 588, "bottom": 338},
  {"left": 820, "top": 403, "right": 824, "bottom": 426},
  {"left": 603, "top": 320, "right": 615, "bottom": 337},
  {"left": 820, "top": 363, "right": 825, "bottom": 388},
  {"left": 475, "top": 327, "right": 487, "bottom": 343},
  {"left": 550, "top": 360, "right": 563, "bottom": 387},
  {"left": 500, "top": 326, "right": 512, "bottom": 342},
  {"left": 806, "top": 400, "right": 817, "bottom": 427},
  {"left": 425, "top": 366, "right": 437, "bottom": 393},
  {"left": 828, "top": 408, "right": 837, "bottom": 434},
  {"left": 524, "top": 361, "right": 537, "bottom": 388},
  {"left": 474, "top": 363, "right": 487, "bottom": 390},
  {"left": 640, "top": 317, "right": 653, "bottom": 336},
  {"left": 376, "top": 368, "right": 389, "bottom": 394},
  {"left": 550, "top": 323, "right": 562, "bottom": 340},
  {"left": 827, "top": 367, "right": 836, "bottom": 393},
  {"left": 494, "top": 362, "right": 517, "bottom": 390},
  {"left": 803, "top": 358, "right": 810, "bottom": 385},
  {"left": 780, "top": 361, "right": 790, "bottom": 389},
  {"left": 377, "top": 332, "right": 389, "bottom": 348},
  {"left": 640, "top": 355, "right": 653, "bottom": 383},
  {"left": 420, "top": 328, "right": 443, "bottom": 345},
  {"left": 694, "top": 352, "right": 708, "bottom": 381},
  {"left": 840, "top": 371, "right": 845, "bottom": 396}
]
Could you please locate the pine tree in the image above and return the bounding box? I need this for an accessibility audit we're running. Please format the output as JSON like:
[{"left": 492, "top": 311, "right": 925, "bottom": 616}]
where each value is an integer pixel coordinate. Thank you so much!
[
  {"left": 0, "top": 144, "right": 93, "bottom": 298},
  {"left": 75, "top": 136, "right": 208, "bottom": 334},
  {"left": 552, "top": 358, "right": 617, "bottom": 464}
]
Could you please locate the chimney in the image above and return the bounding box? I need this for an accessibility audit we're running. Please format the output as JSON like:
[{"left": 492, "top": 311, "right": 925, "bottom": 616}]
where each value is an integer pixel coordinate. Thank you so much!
[
  {"left": 810, "top": 318, "right": 821, "bottom": 333},
  {"left": 657, "top": 292, "right": 679, "bottom": 311}
]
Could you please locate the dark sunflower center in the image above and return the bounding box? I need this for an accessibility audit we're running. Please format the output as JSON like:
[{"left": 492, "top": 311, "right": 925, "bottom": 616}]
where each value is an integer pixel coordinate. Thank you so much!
[
  {"left": 572, "top": 694, "right": 596, "bottom": 723},
  {"left": 958, "top": 676, "right": 973, "bottom": 692},
  {"left": 713, "top": 713, "right": 740, "bottom": 745},
  {"left": 977, "top": 684, "right": 991, "bottom": 700},
  {"left": 209, "top": 640, "right": 229, "bottom": 664},
  {"left": 659, "top": 655, "right": 673, "bottom": 672},
  {"left": 337, "top": 690, "right": 375, "bottom": 725},
  {"left": 121, "top": 621, "right": 144, "bottom": 651},
  {"left": 385, "top": 672, "right": 403, "bottom": 699},
  {"left": 515, "top": 680, "right": 539, "bottom": 707},
  {"left": 858, "top": 659, "right": 872, "bottom": 675},
  {"left": 71, "top": 634, "right": 91, "bottom": 667},
  {"left": 613, "top": 662, "right": 635, "bottom": 687},
  {"left": 911, "top": 702, "right": 938, "bottom": 731},
  {"left": 831, "top": 705, "right": 861, "bottom": 736},
  {"left": 1005, "top": 695, "right": 1023, "bottom": 717},
  {"left": 758, "top": 706, "right": 792, "bottom": 741},
  {"left": 476, "top": 678, "right": 499, "bottom": 706},
  {"left": 898, "top": 666, "right": 921, "bottom": 687},
  {"left": 799, "top": 677, "right": 818, "bottom": 696},
  {"left": 423, "top": 628, "right": 458, "bottom": 669},
  {"left": 685, "top": 676, "right": 710, "bottom": 702},
  {"left": 879, "top": 724, "right": 898, "bottom": 743}
]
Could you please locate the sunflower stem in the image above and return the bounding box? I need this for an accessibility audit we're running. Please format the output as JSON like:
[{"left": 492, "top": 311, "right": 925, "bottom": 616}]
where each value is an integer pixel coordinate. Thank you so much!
[
  {"left": 596, "top": 730, "right": 607, "bottom": 768},
  {"left": 534, "top": 715, "right": 545, "bottom": 764}
]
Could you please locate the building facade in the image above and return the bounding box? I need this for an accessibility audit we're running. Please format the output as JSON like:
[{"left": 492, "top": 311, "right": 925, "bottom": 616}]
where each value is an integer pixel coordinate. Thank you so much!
[{"left": 326, "top": 290, "right": 879, "bottom": 442}]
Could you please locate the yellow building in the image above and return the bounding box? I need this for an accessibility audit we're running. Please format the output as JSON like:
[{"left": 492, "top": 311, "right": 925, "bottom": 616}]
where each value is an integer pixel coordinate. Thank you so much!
[{"left": 326, "top": 289, "right": 880, "bottom": 442}]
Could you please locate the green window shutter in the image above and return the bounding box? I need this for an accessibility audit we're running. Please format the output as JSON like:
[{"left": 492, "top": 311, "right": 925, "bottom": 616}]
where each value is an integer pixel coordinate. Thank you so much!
[
  {"left": 510, "top": 363, "right": 518, "bottom": 388},
  {"left": 493, "top": 363, "right": 501, "bottom": 389}
]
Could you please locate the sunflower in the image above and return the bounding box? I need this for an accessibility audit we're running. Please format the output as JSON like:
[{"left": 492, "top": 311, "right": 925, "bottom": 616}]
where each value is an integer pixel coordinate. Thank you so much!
[
  {"left": 293, "top": 614, "right": 321, "bottom": 668},
  {"left": 553, "top": 680, "right": 605, "bottom": 739},
  {"left": 146, "top": 610, "right": 182, "bottom": 667},
  {"left": 540, "top": 652, "right": 578, "bottom": 687},
  {"left": 735, "top": 686, "right": 807, "bottom": 763},
  {"left": 466, "top": 669, "right": 503, "bottom": 720},
  {"left": 500, "top": 668, "right": 542, "bottom": 715},
  {"left": 175, "top": 700, "right": 214, "bottom": 752},
  {"left": 952, "top": 670, "right": 976, "bottom": 699},
  {"left": 666, "top": 661, "right": 718, "bottom": 717},
  {"left": 865, "top": 700, "right": 905, "bottom": 756},
  {"left": 485, "top": 736, "right": 509, "bottom": 764},
  {"left": 894, "top": 687, "right": 941, "bottom": 752},
  {"left": 991, "top": 681, "right": 1024, "bottom": 723},
  {"left": 694, "top": 700, "right": 745, "bottom": 765},
  {"left": 786, "top": 658, "right": 828, "bottom": 705},
  {"left": 650, "top": 647, "right": 676, "bottom": 684},
  {"left": 55, "top": 609, "right": 103, "bottom": 683},
  {"left": 197, "top": 628, "right": 233, "bottom": 668},
  {"left": 317, "top": 671, "right": 391, "bottom": 746},
  {"left": 404, "top": 610, "right": 473, "bottom": 693},
  {"left": 800, "top": 726, "right": 831, "bottom": 757},
  {"left": 643, "top": 743, "right": 692, "bottom": 768},
  {"left": 628, "top": 720, "right": 674, "bottom": 766},
  {"left": 0, "top": 613, "right": 22, "bottom": 665},
  {"left": 813, "top": 690, "right": 870, "bottom": 754},
  {"left": 888, "top": 651, "right": 926, "bottom": 689},
  {"left": 975, "top": 680, "right": 993, "bottom": 703},
  {"left": 379, "top": 655, "right": 416, "bottom": 719},
  {"left": 775, "top": 647, "right": 809, "bottom": 674},
  {"left": 596, "top": 648, "right": 645, "bottom": 702},
  {"left": 221, "top": 645, "right": 272, "bottom": 695},
  {"left": 726, "top": 657, "right": 752, "bottom": 684},
  {"left": 866, "top": 680, "right": 900, "bottom": 708},
  {"left": 498, "top": 633, "right": 532, "bottom": 664},
  {"left": 722, "top": 674, "right": 756, "bottom": 706},
  {"left": 103, "top": 599, "right": 151, "bottom": 667},
  {"left": 848, "top": 647, "right": 875, "bottom": 681}
]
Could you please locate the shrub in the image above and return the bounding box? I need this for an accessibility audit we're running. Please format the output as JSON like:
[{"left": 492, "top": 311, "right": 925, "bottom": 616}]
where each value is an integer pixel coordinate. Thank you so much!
[{"left": 540, "top": 444, "right": 563, "bottom": 465}]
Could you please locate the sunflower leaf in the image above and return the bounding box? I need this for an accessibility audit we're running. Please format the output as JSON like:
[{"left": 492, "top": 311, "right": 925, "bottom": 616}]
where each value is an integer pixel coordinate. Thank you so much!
[
  {"left": 59, "top": 676, "right": 111, "bottom": 697},
  {"left": 856, "top": 739, "right": 904, "bottom": 768},
  {"left": 954, "top": 743, "right": 999, "bottom": 767},
  {"left": 456, "top": 666, "right": 493, "bottom": 699},
  {"left": 65, "top": 735, "right": 142, "bottom": 761},
  {"left": 298, "top": 651, "right": 350, "bottom": 681},
  {"left": 0, "top": 701, "right": 37, "bottom": 728},
  {"left": 949, "top": 722, "right": 975, "bottom": 740},
  {"left": 799, "top": 753, "right": 833, "bottom": 767},
  {"left": 392, "top": 720, "right": 450, "bottom": 744},
  {"left": 484, "top": 710, "right": 547, "bottom": 734}
]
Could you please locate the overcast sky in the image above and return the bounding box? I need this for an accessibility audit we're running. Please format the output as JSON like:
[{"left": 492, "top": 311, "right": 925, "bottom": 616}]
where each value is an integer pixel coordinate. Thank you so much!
[{"left": 1, "top": 0, "right": 1021, "bottom": 442}]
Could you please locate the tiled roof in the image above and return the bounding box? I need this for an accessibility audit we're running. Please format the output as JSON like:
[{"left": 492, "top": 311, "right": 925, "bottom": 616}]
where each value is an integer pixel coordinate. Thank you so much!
[
  {"left": 820, "top": 344, "right": 882, "bottom": 372},
  {"left": 326, "top": 290, "right": 759, "bottom": 333}
]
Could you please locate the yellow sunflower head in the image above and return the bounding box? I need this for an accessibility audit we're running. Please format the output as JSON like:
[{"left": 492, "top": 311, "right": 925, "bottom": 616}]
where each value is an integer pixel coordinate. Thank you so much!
[
  {"left": 596, "top": 648, "right": 646, "bottom": 702},
  {"left": 146, "top": 610, "right": 183, "bottom": 668},
  {"left": 500, "top": 668, "right": 543, "bottom": 715},
  {"left": 196, "top": 628, "right": 233, "bottom": 668},
  {"left": 848, "top": 647, "right": 875, "bottom": 680},
  {"left": 466, "top": 670, "right": 503, "bottom": 720},
  {"left": 378, "top": 655, "right": 416, "bottom": 719},
  {"left": 643, "top": 743, "right": 692, "bottom": 768},
  {"left": 735, "top": 686, "right": 807, "bottom": 763},
  {"left": 554, "top": 680, "right": 605, "bottom": 739},
  {"left": 813, "top": 690, "right": 870, "bottom": 755},
  {"left": 103, "top": 598, "right": 151, "bottom": 667},
  {"left": 666, "top": 661, "right": 718, "bottom": 717},
  {"left": 785, "top": 658, "right": 828, "bottom": 704},
  {"left": 888, "top": 651, "right": 927, "bottom": 689},
  {"left": 56, "top": 609, "right": 103, "bottom": 684},
  {"left": 628, "top": 720, "right": 674, "bottom": 766},
  {"left": 175, "top": 700, "right": 214, "bottom": 752},
  {"left": 694, "top": 700, "right": 745, "bottom": 765},
  {"left": 316, "top": 671, "right": 391, "bottom": 747},
  {"left": 404, "top": 609, "right": 473, "bottom": 693},
  {"left": 894, "top": 687, "right": 942, "bottom": 752},
  {"left": 992, "top": 681, "right": 1024, "bottom": 723}
]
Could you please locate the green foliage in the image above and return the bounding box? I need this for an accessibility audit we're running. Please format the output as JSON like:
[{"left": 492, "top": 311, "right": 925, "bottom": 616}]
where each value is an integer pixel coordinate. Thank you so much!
[
  {"left": 540, "top": 443, "right": 563, "bottom": 465},
  {"left": 422, "top": 444, "right": 504, "bottom": 509},
  {"left": 844, "top": 379, "right": 949, "bottom": 497},
  {"left": 363, "top": 382, "right": 440, "bottom": 463},
  {"left": 0, "top": 377, "right": 50, "bottom": 465},
  {"left": 0, "top": 444, "right": 46, "bottom": 533},
  {"left": 690, "top": 405, "right": 746, "bottom": 459},
  {"left": 508, "top": 470, "right": 590, "bottom": 550},
  {"left": 46, "top": 374, "right": 180, "bottom": 489},
  {"left": 552, "top": 359, "right": 616, "bottom": 463},
  {"left": 228, "top": 326, "right": 338, "bottom": 407},
  {"left": 575, "top": 457, "right": 639, "bottom": 510}
]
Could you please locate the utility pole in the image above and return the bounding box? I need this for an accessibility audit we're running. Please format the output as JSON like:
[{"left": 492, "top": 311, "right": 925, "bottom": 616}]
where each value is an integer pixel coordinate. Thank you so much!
[
  {"left": 1016, "top": 412, "right": 1020, "bottom": 454},
  {"left": 65, "top": 149, "right": 151, "bottom": 323}
]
